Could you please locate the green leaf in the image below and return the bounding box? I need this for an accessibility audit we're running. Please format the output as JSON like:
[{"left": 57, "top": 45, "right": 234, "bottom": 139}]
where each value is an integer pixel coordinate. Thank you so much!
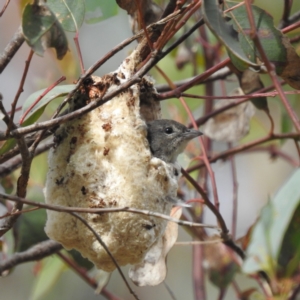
[
  {"left": 225, "top": 1, "right": 287, "bottom": 74},
  {"left": 30, "top": 255, "right": 67, "bottom": 300},
  {"left": 202, "top": 0, "right": 260, "bottom": 71},
  {"left": 0, "top": 85, "right": 74, "bottom": 156},
  {"left": 277, "top": 204, "right": 300, "bottom": 278},
  {"left": 47, "top": 0, "right": 85, "bottom": 32},
  {"left": 21, "top": 84, "right": 75, "bottom": 125},
  {"left": 281, "top": 113, "right": 292, "bottom": 136},
  {"left": 243, "top": 169, "right": 300, "bottom": 276},
  {"left": 0, "top": 138, "right": 16, "bottom": 156},
  {"left": 22, "top": 2, "right": 68, "bottom": 59},
  {"left": 85, "top": 0, "right": 118, "bottom": 24}
]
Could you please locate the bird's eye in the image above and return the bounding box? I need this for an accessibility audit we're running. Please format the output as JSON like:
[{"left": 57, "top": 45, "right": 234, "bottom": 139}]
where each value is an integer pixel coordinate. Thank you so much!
[{"left": 164, "top": 127, "right": 173, "bottom": 134}]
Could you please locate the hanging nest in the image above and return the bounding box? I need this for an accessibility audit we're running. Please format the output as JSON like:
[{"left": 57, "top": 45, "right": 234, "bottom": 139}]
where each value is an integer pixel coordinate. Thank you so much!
[{"left": 44, "top": 51, "right": 181, "bottom": 280}]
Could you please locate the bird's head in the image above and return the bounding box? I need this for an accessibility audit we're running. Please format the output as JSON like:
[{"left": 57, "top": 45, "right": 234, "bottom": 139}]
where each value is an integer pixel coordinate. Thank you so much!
[{"left": 146, "top": 119, "right": 202, "bottom": 163}]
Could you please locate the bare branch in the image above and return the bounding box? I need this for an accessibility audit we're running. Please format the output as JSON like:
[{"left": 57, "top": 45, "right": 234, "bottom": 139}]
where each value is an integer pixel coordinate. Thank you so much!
[
  {"left": 187, "top": 132, "right": 300, "bottom": 173},
  {"left": 0, "top": 140, "right": 53, "bottom": 177},
  {"left": 0, "top": 240, "right": 62, "bottom": 274},
  {"left": 0, "top": 26, "right": 25, "bottom": 74}
]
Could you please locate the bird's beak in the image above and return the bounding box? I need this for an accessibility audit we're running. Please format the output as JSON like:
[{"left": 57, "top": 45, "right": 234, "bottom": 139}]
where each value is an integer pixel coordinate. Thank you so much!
[{"left": 183, "top": 128, "right": 203, "bottom": 140}]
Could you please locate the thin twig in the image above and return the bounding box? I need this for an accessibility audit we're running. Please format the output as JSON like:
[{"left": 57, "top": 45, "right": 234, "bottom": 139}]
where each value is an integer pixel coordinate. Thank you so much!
[
  {"left": 74, "top": 31, "right": 85, "bottom": 74},
  {"left": 186, "top": 132, "right": 300, "bottom": 173},
  {"left": 57, "top": 252, "right": 121, "bottom": 300},
  {"left": 56, "top": 252, "right": 98, "bottom": 288},
  {"left": 279, "top": 0, "right": 293, "bottom": 28},
  {"left": 158, "top": 58, "right": 230, "bottom": 99},
  {"left": 20, "top": 75, "right": 66, "bottom": 124},
  {"left": 289, "top": 284, "right": 300, "bottom": 300},
  {"left": 0, "top": 0, "right": 10, "bottom": 17},
  {"left": 176, "top": 239, "right": 223, "bottom": 245},
  {"left": 0, "top": 130, "right": 52, "bottom": 164},
  {"left": 51, "top": 7, "right": 185, "bottom": 119},
  {"left": 229, "top": 143, "right": 238, "bottom": 240},
  {"left": 7, "top": 50, "right": 34, "bottom": 135},
  {"left": 0, "top": 193, "right": 219, "bottom": 229},
  {"left": 0, "top": 94, "right": 10, "bottom": 126},
  {"left": 135, "top": 0, "right": 153, "bottom": 50},
  {"left": 69, "top": 212, "right": 139, "bottom": 300},
  {"left": 155, "top": 67, "right": 232, "bottom": 93},
  {"left": 161, "top": 17, "right": 205, "bottom": 61},
  {"left": 180, "top": 89, "right": 300, "bottom": 101},
  {"left": 163, "top": 281, "right": 178, "bottom": 300},
  {"left": 0, "top": 140, "right": 53, "bottom": 177},
  {"left": 180, "top": 169, "right": 245, "bottom": 259}
]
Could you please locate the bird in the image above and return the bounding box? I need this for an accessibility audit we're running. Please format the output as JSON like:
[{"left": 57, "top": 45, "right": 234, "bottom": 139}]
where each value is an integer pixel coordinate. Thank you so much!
[
  {"left": 146, "top": 119, "right": 202, "bottom": 207},
  {"left": 146, "top": 119, "right": 202, "bottom": 163}
]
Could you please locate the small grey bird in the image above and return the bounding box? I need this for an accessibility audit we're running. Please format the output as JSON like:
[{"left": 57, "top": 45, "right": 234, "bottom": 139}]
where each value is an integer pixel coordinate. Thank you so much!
[
  {"left": 146, "top": 119, "right": 202, "bottom": 206},
  {"left": 146, "top": 119, "right": 202, "bottom": 163}
]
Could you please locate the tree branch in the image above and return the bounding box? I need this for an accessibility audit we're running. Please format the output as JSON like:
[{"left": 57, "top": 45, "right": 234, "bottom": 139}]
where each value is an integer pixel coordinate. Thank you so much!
[
  {"left": 0, "top": 26, "right": 25, "bottom": 74},
  {"left": 0, "top": 240, "right": 62, "bottom": 274}
]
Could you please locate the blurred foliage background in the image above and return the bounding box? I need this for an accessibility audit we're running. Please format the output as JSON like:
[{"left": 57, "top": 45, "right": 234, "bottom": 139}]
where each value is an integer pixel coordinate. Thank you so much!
[{"left": 1, "top": 0, "right": 300, "bottom": 299}]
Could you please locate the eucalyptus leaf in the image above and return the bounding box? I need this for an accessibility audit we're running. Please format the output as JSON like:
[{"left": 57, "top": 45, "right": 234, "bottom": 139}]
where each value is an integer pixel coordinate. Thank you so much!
[
  {"left": 0, "top": 138, "right": 16, "bottom": 156},
  {"left": 30, "top": 256, "right": 67, "bottom": 300},
  {"left": 22, "top": 2, "right": 68, "bottom": 59},
  {"left": 47, "top": 0, "right": 85, "bottom": 32},
  {"left": 21, "top": 84, "right": 75, "bottom": 125},
  {"left": 225, "top": 1, "right": 286, "bottom": 74},
  {"left": 277, "top": 204, "right": 300, "bottom": 278},
  {"left": 202, "top": 0, "right": 260, "bottom": 71},
  {"left": 243, "top": 169, "right": 300, "bottom": 275},
  {"left": 281, "top": 112, "right": 292, "bottom": 135}
]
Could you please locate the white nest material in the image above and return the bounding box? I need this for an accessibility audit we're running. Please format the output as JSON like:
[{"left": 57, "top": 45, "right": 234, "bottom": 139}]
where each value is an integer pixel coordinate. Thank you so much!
[{"left": 44, "top": 52, "right": 179, "bottom": 272}]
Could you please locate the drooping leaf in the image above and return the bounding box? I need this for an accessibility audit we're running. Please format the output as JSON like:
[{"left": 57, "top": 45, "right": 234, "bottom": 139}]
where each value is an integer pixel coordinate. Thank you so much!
[
  {"left": 277, "top": 36, "right": 300, "bottom": 90},
  {"left": 93, "top": 269, "right": 111, "bottom": 294},
  {"left": 202, "top": 0, "right": 260, "bottom": 71},
  {"left": 129, "top": 207, "right": 182, "bottom": 286},
  {"left": 116, "top": 0, "right": 162, "bottom": 33},
  {"left": 203, "top": 239, "right": 241, "bottom": 289},
  {"left": 85, "top": 0, "right": 118, "bottom": 24},
  {"left": 47, "top": 0, "right": 85, "bottom": 32},
  {"left": 239, "top": 69, "right": 268, "bottom": 111},
  {"left": 243, "top": 169, "right": 300, "bottom": 276},
  {"left": 21, "top": 84, "right": 75, "bottom": 125},
  {"left": 22, "top": 2, "right": 68, "bottom": 59},
  {"left": 202, "top": 88, "right": 255, "bottom": 142},
  {"left": 225, "top": 1, "right": 300, "bottom": 89}
]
